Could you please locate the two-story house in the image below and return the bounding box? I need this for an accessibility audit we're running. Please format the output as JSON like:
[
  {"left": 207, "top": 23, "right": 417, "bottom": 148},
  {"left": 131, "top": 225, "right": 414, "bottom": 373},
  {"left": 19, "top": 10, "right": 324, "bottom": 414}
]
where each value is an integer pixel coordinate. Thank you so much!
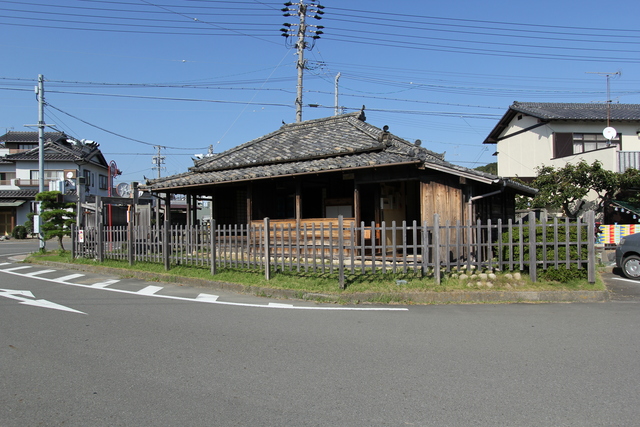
[
  {"left": 0, "top": 131, "right": 111, "bottom": 236},
  {"left": 483, "top": 102, "right": 640, "bottom": 180}
]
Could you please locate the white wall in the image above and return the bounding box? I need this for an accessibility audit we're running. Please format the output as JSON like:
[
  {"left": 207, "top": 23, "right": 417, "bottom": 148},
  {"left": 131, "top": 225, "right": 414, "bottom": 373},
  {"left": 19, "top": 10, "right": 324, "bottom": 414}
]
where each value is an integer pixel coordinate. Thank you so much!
[{"left": 496, "top": 116, "right": 640, "bottom": 178}]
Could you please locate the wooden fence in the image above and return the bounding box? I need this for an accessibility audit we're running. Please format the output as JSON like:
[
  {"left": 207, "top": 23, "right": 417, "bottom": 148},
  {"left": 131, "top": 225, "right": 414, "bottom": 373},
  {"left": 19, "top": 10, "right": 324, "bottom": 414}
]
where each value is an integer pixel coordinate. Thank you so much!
[{"left": 71, "top": 211, "right": 597, "bottom": 288}]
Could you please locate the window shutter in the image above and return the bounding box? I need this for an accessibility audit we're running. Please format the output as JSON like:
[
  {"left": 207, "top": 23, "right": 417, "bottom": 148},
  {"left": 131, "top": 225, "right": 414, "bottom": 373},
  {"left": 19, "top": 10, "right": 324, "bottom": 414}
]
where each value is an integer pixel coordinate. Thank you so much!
[{"left": 554, "top": 133, "right": 573, "bottom": 158}]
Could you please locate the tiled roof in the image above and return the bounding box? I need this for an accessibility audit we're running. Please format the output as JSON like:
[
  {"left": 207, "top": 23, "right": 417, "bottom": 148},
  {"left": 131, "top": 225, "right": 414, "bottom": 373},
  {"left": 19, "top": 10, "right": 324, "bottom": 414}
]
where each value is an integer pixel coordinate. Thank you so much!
[
  {"left": 0, "top": 131, "right": 67, "bottom": 144},
  {"left": 190, "top": 112, "right": 443, "bottom": 173},
  {"left": 0, "top": 189, "right": 38, "bottom": 199},
  {"left": 5, "top": 140, "right": 107, "bottom": 167},
  {"left": 147, "top": 112, "right": 536, "bottom": 195},
  {"left": 483, "top": 102, "right": 640, "bottom": 144},
  {"left": 510, "top": 102, "right": 640, "bottom": 121}
]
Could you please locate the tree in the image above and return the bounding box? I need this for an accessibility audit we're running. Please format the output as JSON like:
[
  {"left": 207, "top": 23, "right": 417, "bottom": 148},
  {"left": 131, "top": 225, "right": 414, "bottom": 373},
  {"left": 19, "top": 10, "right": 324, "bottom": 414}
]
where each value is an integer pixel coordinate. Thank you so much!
[
  {"left": 474, "top": 162, "right": 497, "bottom": 175},
  {"left": 36, "top": 191, "right": 76, "bottom": 251},
  {"left": 520, "top": 160, "right": 640, "bottom": 218}
]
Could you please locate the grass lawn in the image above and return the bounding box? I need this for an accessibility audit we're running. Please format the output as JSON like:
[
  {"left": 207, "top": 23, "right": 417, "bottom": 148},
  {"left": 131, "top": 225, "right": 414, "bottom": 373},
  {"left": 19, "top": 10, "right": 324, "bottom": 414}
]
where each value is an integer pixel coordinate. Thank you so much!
[{"left": 26, "top": 250, "right": 606, "bottom": 297}]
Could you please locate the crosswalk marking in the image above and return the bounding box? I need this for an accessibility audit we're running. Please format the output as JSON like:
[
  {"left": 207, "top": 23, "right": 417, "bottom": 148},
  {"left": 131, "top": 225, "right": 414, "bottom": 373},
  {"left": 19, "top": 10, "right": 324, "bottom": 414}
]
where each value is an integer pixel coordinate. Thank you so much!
[
  {"left": 196, "top": 293, "right": 219, "bottom": 302},
  {"left": 23, "top": 269, "right": 56, "bottom": 277},
  {"left": 0, "top": 263, "right": 409, "bottom": 311},
  {"left": 137, "top": 285, "right": 163, "bottom": 295},
  {"left": 53, "top": 274, "right": 85, "bottom": 283},
  {"left": 90, "top": 279, "right": 120, "bottom": 288},
  {"left": 2, "top": 266, "right": 32, "bottom": 272}
]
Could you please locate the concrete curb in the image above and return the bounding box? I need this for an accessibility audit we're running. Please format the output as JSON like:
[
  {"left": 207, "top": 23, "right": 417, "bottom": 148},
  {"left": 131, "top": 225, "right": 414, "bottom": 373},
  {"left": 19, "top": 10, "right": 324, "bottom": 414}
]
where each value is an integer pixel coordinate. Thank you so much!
[{"left": 25, "top": 259, "right": 610, "bottom": 305}]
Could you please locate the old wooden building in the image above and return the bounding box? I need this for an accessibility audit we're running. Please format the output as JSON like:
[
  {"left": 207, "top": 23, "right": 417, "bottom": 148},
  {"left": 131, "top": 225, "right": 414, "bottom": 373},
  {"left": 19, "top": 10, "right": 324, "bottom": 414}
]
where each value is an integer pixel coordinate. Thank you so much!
[{"left": 145, "top": 111, "right": 535, "bottom": 233}]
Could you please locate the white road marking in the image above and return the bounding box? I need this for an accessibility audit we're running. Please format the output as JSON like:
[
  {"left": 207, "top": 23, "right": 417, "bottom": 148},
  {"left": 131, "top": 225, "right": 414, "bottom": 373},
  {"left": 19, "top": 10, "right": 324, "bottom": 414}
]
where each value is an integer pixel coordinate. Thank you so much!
[
  {"left": 137, "top": 285, "right": 163, "bottom": 295},
  {"left": 23, "top": 269, "right": 56, "bottom": 277},
  {"left": 0, "top": 262, "right": 10, "bottom": 266},
  {"left": 2, "top": 266, "right": 32, "bottom": 272},
  {"left": 196, "top": 293, "right": 219, "bottom": 302},
  {"left": 0, "top": 288, "right": 86, "bottom": 314},
  {"left": 52, "top": 274, "right": 85, "bottom": 283},
  {"left": 0, "top": 265, "right": 408, "bottom": 312},
  {"left": 268, "top": 303, "right": 294, "bottom": 308},
  {"left": 90, "top": 279, "right": 120, "bottom": 288},
  {"left": 612, "top": 277, "right": 640, "bottom": 284}
]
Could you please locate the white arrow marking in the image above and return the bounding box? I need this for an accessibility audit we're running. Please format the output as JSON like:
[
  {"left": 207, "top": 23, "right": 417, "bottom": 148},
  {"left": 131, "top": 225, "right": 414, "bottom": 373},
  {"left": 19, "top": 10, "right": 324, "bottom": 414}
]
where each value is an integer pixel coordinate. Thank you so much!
[{"left": 0, "top": 288, "right": 85, "bottom": 314}]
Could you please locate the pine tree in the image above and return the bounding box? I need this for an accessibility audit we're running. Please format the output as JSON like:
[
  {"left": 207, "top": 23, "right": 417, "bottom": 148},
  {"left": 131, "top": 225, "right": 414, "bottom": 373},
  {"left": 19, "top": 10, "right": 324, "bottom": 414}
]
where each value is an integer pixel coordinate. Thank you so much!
[{"left": 36, "top": 191, "right": 76, "bottom": 251}]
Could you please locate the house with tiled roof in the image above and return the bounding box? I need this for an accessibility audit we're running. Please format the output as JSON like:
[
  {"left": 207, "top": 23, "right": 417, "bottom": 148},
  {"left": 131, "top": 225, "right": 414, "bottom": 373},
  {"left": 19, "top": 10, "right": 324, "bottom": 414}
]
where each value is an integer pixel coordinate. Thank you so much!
[
  {"left": 0, "top": 131, "right": 111, "bottom": 236},
  {"left": 145, "top": 111, "right": 536, "bottom": 241},
  {"left": 483, "top": 102, "right": 640, "bottom": 180}
]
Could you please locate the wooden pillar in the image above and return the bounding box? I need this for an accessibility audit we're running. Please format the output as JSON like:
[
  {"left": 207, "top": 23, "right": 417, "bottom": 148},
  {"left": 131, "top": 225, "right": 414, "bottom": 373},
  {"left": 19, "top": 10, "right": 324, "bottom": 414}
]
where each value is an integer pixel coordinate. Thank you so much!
[
  {"left": 246, "top": 183, "right": 252, "bottom": 223},
  {"left": 165, "top": 194, "right": 172, "bottom": 225},
  {"left": 354, "top": 184, "right": 361, "bottom": 225},
  {"left": 295, "top": 180, "right": 302, "bottom": 226},
  {"left": 185, "top": 194, "right": 192, "bottom": 228},
  {"left": 192, "top": 195, "right": 198, "bottom": 226}
]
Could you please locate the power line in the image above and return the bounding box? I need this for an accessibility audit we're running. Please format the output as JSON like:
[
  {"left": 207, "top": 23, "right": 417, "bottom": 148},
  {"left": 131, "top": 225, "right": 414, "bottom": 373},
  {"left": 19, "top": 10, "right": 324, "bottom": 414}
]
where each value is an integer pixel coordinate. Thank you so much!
[{"left": 45, "top": 102, "right": 209, "bottom": 149}]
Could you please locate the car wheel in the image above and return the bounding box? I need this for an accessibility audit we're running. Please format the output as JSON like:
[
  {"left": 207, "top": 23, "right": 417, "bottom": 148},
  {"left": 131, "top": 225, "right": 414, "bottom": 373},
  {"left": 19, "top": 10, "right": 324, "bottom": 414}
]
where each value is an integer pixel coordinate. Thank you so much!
[{"left": 622, "top": 255, "right": 640, "bottom": 280}]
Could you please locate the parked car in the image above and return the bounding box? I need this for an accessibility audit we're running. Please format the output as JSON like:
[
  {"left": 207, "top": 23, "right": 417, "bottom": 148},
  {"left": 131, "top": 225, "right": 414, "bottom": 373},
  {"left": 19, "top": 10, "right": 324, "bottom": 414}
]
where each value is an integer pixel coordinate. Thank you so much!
[{"left": 616, "top": 232, "right": 640, "bottom": 279}]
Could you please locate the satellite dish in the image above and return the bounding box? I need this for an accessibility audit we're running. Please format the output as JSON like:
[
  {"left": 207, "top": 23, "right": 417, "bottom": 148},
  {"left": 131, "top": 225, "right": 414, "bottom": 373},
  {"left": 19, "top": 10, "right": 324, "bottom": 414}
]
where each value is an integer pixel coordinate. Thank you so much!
[
  {"left": 116, "top": 182, "right": 131, "bottom": 197},
  {"left": 603, "top": 126, "right": 617, "bottom": 140}
]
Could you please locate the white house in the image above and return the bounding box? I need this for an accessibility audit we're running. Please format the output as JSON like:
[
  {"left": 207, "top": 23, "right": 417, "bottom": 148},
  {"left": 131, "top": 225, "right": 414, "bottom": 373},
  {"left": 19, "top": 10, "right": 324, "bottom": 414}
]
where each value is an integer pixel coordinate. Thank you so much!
[
  {"left": 0, "top": 131, "right": 111, "bottom": 236},
  {"left": 483, "top": 102, "right": 640, "bottom": 180}
]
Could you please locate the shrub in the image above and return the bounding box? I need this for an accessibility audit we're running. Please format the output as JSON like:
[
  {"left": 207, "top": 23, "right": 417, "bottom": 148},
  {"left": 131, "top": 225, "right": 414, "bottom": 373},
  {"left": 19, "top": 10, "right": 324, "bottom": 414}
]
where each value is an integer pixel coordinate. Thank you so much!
[
  {"left": 538, "top": 264, "right": 588, "bottom": 282},
  {"left": 12, "top": 225, "right": 28, "bottom": 239},
  {"left": 499, "top": 220, "right": 590, "bottom": 283}
]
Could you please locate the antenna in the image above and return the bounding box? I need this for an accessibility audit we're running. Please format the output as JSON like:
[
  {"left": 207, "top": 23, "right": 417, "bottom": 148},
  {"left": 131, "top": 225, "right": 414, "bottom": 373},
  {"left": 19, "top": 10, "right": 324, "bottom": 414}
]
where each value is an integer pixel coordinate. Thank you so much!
[{"left": 587, "top": 71, "right": 621, "bottom": 141}]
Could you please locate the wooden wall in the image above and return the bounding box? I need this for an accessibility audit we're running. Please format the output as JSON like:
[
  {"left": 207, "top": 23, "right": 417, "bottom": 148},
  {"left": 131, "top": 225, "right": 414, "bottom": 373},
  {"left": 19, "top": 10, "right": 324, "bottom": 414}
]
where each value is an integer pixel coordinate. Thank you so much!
[{"left": 421, "top": 176, "right": 465, "bottom": 225}]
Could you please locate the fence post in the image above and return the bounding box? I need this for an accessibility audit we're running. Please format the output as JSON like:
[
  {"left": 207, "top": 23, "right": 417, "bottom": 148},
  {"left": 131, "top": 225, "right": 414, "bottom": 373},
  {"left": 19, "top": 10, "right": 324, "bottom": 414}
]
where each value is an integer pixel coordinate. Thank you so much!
[
  {"left": 433, "top": 213, "right": 441, "bottom": 284},
  {"left": 338, "top": 215, "right": 345, "bottom": 289},
  {"left": 128, "top": 222, "right": 134, "bottom": 266},
  {"left": 97, "top": 223, "right": 104, "bottom": 262},
  {"left": 528, "top": 211, "right": 537, "bottom": 282},
  {"left": 71, "top": 224, "right": 76, "bottom": 259},
  {"left": 421, "top": 220, "right": 428, "bottom": 276},
  {"left": 587, "top": 210, "right": 596, "bottom": 283},
  {"left": 163, "top": 220, "right": 170, "bottom": 271},
  {"left": 210, "top": 219, "right": 217, "bottom": 276},
  {"left": 264, "top": 217, "right": 271, "bottom": 280}
]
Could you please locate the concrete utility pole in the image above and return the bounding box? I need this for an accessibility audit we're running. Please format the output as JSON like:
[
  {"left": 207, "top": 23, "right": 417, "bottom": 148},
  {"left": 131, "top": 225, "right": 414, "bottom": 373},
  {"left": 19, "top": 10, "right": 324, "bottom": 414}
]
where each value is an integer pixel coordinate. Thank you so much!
[
  {"left": 152, "top": 145, "right": 166, "bottom": 179},
  {"left": 281, "top": 0, "right": 325, "bottom": 123},
  {"left": 36, "top": 75, "right": 45, "bottom": 250},
  {"left": 295, "top": 4, "right": 307, "bottom": 123}
]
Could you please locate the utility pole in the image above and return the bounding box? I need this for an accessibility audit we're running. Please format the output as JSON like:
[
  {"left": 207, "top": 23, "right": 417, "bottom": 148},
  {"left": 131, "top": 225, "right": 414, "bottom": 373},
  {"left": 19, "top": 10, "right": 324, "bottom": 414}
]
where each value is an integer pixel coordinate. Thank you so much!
[
  {"left": 281, "top": 0, "right": 325, "bottom": 123},
  {"left": 152, "top": 145, "right": 166, "bottom": 228},
  {"left": 152, "top": 145, "right": 166, "bottom": 179},
  {"left": 36, "top": 75, "right": 46, "bottom": 250}
]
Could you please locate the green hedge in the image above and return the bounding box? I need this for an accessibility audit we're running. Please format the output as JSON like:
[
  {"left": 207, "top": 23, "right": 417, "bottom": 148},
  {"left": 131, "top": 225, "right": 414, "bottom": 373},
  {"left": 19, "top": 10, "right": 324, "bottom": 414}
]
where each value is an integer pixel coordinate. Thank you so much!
[{"left": 499, "top": 221, "right": 589, "bottom": 282}]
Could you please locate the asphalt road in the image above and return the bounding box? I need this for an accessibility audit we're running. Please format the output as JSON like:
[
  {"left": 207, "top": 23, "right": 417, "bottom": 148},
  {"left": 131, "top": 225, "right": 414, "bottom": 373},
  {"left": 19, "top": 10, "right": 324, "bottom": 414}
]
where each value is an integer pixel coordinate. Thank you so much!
[{"left": 1, "top": 238, "right": 640, "bottom": 426}]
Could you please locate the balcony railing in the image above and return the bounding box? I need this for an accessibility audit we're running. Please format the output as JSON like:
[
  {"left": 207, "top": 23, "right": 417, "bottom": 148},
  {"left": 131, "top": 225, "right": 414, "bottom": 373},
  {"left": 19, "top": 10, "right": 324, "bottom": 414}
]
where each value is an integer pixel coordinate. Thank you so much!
[
  {"left": 619, "top": 151, "right": 640, "bottom": 172},
  {"left": 13, "top": 179, "right": 56, "bottom": 187}
]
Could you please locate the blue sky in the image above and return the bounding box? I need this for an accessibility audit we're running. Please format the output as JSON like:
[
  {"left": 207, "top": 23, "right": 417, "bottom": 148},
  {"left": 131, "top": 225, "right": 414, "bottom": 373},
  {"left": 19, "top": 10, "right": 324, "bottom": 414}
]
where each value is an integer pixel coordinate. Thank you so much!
[{"left": 1, "top": 0, "right": 639, "bottom": 185}]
